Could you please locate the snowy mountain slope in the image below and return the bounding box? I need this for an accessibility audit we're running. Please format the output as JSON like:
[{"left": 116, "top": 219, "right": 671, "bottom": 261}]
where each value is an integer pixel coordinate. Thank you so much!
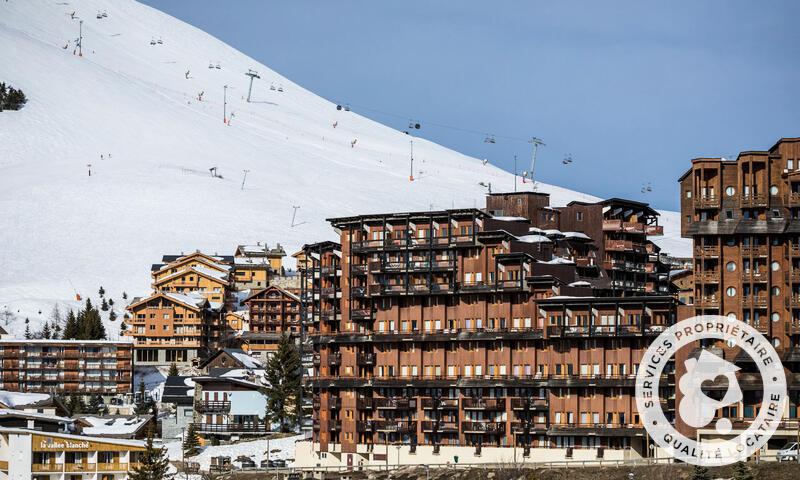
[{"left": 0, "top": 0, "right": 689, "bottom": 338}]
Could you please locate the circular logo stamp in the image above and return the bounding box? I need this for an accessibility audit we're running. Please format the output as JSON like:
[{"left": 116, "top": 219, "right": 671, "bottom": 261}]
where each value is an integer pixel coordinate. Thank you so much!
[{"left": 636, "top": 315, "right": 787, "bottom": 466}]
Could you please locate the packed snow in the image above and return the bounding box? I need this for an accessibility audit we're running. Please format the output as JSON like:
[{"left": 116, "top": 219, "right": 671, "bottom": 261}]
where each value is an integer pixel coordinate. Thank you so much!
[
  {"left": 0, "top": 390, "right": 50, "bottom": 408},
  {"left": 0, "top": 0, "right": 690, "bottom": 338},
  {"left": 80, "top": 415, "right": 149, "bottom": 436}
]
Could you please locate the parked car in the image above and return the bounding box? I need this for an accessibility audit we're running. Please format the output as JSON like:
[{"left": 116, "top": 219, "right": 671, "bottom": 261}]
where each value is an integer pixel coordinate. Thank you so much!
[
  {"left": 778, "top": 442, "right": 798, "bottom": 462},
  {"left": 267, "top": 459, "right": 286, "bottom": 468}
]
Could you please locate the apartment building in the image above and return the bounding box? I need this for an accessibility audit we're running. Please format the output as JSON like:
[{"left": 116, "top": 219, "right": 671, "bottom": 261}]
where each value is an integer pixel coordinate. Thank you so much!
[
  {"left": 300, "top": 197, "right": 682, "bottom": 468},
  {"left": 678, "top": 137, "right": 800, "bottom": 444},
  {"left": 0, "top": 427, "right": 146, "bottom": 479},
  {"left": 126, "top": 292, "right": 210, "bottom": 365},
  {"left": 487, "top": 193, "right": 670, "bottom": 296},
  {"left": 191, "top": 376, "right": 269, "bottom": 438},
  {"left": 0, "top": 340, "right": 133, "bottom": 397},
  {"left": 233, "top": 243, "right": 287, "bottom": 289},
  {"left": 239, "top": 285, "right": 301, "bottom": 360}
]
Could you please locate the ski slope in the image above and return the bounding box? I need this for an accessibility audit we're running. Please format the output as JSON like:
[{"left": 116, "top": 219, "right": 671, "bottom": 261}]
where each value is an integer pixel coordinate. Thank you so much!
[{"left": 0, "top": 0, "right": 690, "bottom": 338}]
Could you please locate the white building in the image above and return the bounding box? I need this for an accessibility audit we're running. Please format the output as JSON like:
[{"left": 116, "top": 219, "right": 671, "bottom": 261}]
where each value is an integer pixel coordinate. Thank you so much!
[{"left": 0, "top": 427, "right": 146, "bottom": 480}]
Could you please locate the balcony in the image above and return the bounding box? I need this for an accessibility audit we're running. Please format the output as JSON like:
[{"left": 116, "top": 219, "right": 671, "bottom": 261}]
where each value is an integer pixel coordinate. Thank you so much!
[
  {"left": 195, "top": 401, "right": 231, "bottom": 413},
  {"left": 461, "top": 421, "right": 505, "bottom": 434},
  {"left": 356, "top": 397, "right": 374, "bottom": 410},
  {"left": 741, "top": 245, "right": 768, "bottom": 257},
  {"left": 742, "top": 296, "right": 768, "bottom": 308},
  {"left": 351, "top": 308, "right": 372, "bottom": 321},
  {"left": 320, "top": 288, "right": 337, "bottom": 299},
  {"left": 32, "top": 463, "right": 63, "bottom": 472},
  {"left": 65, "top": 463, "right": 96, "bottom": 472},
  {"left": 97, "top": 463, "right": 128, "bottom": 472},
  {"left": 694, "top": 245, "right": 720, "bottom": 257},
  {"left": 421, "top": 421, "right": 459, "bottom": 432},
  {"left": 351, "top": 286, "right": 368, "bottom": 298},
  {"left": 741, "top": 193, "right": 768, "bottom": 207},
  {"left": 326, "top": 353, "right": 342, "bottom": 367},
  {"left": 605, "top": 240, "right": 633, "bottom": 252},
  {"left": 372, "top": 420, "right": 417, "bottom": 433},
  {"left": 786, "top": 244, "right": 800, "bottom": 257},
  {"left": 462, "top": 397, "right": 506, "bottom": 410},
  {"left": 786, "top": 271, "right": 800, "bottom": 283},
  {"left": 374, "top": 397, "right": 416, "bottom": 409},
  {"left": 693, "top": 195, "right": 719, "bottom": 209},
  {"left": 742, "top": 270, "right": 768, "bottom": 282},
  {"left": 420, "top": 397, "right": 459, "bottom": 410},
  {"left": 548, "top": 423, "right": 641, "bottom": 436},
  {"left": 324, "top": 419, "right": 342, "bottom": 432},
  {"left": 350, "top": 263, "right": 368, "bottom": 275},
  {"left": 696, "top": 296, "right": 720, "bottom": 309},
  {"left": 325, "top": 396, "right": 342, "bottom": 410},
  {"left": 696, "top": 270, "right": 719, "bottom": 283},
  {"left": 786, "top": 192, "right": 800, "bottom": 206},
  {"left": 320, "top": 265, "right": 340, "bottom": 276},
  {"left": 193, "top": 423, "right": 270, "bottom": 433},
  {"left": 510, "top": 398, "right": 548, "bottom": 410},
  {"left": 786, "top": 295, "right": 800, "bottom": 309},
  {"left": 356, "top": 353, "right": 376, "bottom": 366},
  {"left": 320, "top": 310, "right": 341, "bottom": 323},
  {"left": 511, "top": 421, "right": 548, "bottom": 434}
]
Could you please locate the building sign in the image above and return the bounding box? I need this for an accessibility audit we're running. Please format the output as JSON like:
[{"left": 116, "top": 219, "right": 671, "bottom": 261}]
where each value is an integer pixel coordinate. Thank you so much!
[{"left": 31, "top": 434, "right": 144, "bottom": 453}]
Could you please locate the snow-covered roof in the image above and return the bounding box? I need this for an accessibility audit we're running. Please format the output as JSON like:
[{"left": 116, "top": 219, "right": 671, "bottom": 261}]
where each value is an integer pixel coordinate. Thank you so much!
[
  {"left": 194, "top": 265, "right": 229, "bottom": 282},
  {"left": 0, "top": 409, "right": 72, "bottom": 423},
  {"left": 229, "top": 351, "right": 263, "bottom": 369},
  {"left": 539, "top": 257, "right": 575, "bottom": 265},
  {"left": 0, "top": 427, "right": 147, "bottom": 449},
  {"left": 0, "top": 339, "right": 133, "bottom": 345},
  {"left": 516, "top": 234, "right": 551, "bottom": 244},
  {"left": 78, "top": 415, "right": 151, "bottom": 436},
  {"left": 0, "top": 390, "right": 50, "bottom": 408},
  {"left": 563, "top": 231, "right": 592, "bottom": 240},
  {"left": 491, "top": 216, "right": 529, "bottom": 222},
  {"left": 528, "top": 227, "right": 544, "bottom": 234},
  {"left": 234, "top": 256, "right": 269, "bottom": 265},
  {"left": 568, "top": 281, "right": 592, "bottom": 287},
  {"left": 543, "top": 229, "right": 564, "bottom": 237},
  {"left": 163, "top": 292, "right": 207, "bottom": 309}
]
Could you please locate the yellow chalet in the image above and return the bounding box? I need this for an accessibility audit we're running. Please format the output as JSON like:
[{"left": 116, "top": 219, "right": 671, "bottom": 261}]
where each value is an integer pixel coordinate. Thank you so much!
[
  {"left": 152, "top": 265, "right": 230, "bottom": 305},
  {"left": 233, "top": 243, "right": 286, "bottom": 290},
  {"left": 0, "top": 427, "right": 146, "bottom": 480},
  {"left": 125, "top": 291, "right": 210, "bottom": 365},
  {"left": 151, "top": 251, "right": 232, "bottom": 283}
]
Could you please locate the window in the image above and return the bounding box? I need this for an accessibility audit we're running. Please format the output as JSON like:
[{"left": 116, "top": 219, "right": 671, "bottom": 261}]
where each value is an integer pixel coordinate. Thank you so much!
[
  {"left": 771, "top": 185, "right": 779, "bottom": 196},
  {"left": 725, "top": 186, "right": 735, "bottom": 197},
  {"left": 772, "top": 261, "right": 781, "bottom": 272},
  {"left": 726, "top": 262, "right": 736, "bottom": 272},
  {"left": 686, "top": 190, "right": 692, "bottom": 198},
  {"left": 772, "top": 312, "right": 781, "bottom": 323},
  {"left": 576, "top": 211, "right": 583, "bottom": 221},
  {"left": 726, "top": 287, "right": 736, "bottom": 297}
]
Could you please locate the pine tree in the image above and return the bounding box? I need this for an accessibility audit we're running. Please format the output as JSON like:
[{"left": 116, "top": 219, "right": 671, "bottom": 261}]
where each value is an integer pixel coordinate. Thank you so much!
[
  {"left": 98, "top": 286, "right": 105, "bottom": 297},
  {"left": 41, "top": 321, "right": 52, "bottom": 339},
  {"left": 691, "top": 464, "right": 711, "bottom": 480},
  {"left": 168, "top": 363, "right": 179, "bottom": 376},
  {"left": 183, "top": 422, "right": 201, "bottom": 456},
  {"left": 122, "top": 291, "right": 128, "bottom": 300},
  {"left": 24, "top": 325, "right": 31, "bottom": 339},
  {"left": 101, "top": 298, "right": 109, "bottom": 311},
  {"left": 63, "top": 310, "right": 79, "bottom": 339},
  {"left": 109, "top": 310, "right": 117, "bottom": 322},
  {"left": 732, "top": 461, "right": 753, "bottom": 480},
  {"left": 88, "top": 394, "right": 103, "bottom": 414},
  {"left": 53, "top": 322, "right": 62, "bottom": 339},
  {"left": 129, "top": 427, "right": 169, "bottom": 480},
  {"left": 108, "top": 298, "right": 115, "bottom": 307},
  {"left": 264, "top": 334, "right": 302, "bottom": 431},
  {"left": 119, "top": 321, "right": 127, "bottom": 333},
  {"left": 66, "top": 395, "right": 86, "bottom": 415}
]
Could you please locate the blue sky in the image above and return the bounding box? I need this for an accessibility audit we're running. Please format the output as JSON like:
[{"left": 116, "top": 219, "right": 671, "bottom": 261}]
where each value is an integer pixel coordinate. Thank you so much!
[{"left": 140, "top": 0, "right": 799, "bottom": 210}]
